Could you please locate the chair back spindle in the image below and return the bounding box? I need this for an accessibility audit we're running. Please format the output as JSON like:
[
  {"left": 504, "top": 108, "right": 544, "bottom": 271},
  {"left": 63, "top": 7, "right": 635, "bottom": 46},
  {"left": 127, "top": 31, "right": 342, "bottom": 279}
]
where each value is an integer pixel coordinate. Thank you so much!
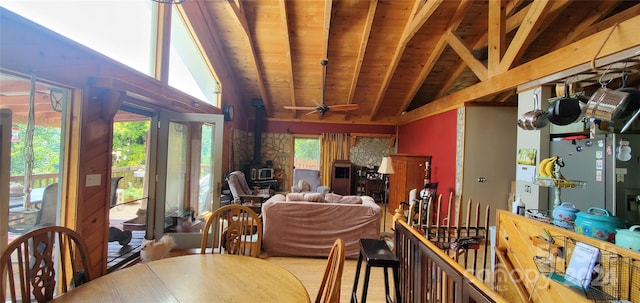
[{"left": 1, "top": 226, "right": 92, "bottom": 303}]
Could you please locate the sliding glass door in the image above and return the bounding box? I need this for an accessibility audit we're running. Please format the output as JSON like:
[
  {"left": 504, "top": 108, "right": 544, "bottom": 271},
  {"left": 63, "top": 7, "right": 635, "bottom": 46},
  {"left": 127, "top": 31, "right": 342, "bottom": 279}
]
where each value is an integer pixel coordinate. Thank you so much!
[{"left": 154, "top": 112, "right": 223, "bottom": 248}]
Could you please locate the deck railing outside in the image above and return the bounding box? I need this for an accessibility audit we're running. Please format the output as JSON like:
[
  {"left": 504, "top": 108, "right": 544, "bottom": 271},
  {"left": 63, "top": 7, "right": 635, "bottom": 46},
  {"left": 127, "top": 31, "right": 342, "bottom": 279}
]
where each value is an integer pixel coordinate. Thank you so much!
[
  {"left": 394, "top": 220, "right": 507, "bottom": 303},
  {"left": 9, "top": 166, "right": 142, "bottom": 189}
]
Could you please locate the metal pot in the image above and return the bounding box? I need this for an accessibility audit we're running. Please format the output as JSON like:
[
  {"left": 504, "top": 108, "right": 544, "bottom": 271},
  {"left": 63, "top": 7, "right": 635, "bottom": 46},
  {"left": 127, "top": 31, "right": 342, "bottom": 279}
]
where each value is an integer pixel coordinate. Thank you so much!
[
  {"left": 518, "top": 95, "right": 548, "bottom": 130},
  {"left": 552, "top": 202, "right": 579, "bottom": 229},
  {"left": 616, "top": 71, "right": 640, "bottom": 119},
  {"left": 546, "top": 83, "right": 582, "bottom": 126},
  {"left": 615, "top": 225, "right": 640, "bottom": 252},
  {"left": 575, "top": 207, "right": 626, "bottom": 242}
]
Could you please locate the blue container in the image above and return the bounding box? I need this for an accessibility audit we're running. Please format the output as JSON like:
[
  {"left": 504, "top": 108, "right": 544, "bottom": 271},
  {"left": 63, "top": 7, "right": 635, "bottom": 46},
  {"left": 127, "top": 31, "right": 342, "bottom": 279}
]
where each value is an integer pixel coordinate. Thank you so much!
[
  {"left": 574, "top": 207, "right": 626, "bottom": 243},
  {"left": 552, "top": 202, "right": 579, "bottom": 229}
]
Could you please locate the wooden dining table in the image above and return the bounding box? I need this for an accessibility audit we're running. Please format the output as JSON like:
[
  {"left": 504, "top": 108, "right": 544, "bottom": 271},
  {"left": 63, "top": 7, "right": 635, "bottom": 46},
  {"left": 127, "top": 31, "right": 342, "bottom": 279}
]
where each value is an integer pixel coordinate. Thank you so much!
[{"left": 53, "top": 254, "right": 311, "bottom": 302}]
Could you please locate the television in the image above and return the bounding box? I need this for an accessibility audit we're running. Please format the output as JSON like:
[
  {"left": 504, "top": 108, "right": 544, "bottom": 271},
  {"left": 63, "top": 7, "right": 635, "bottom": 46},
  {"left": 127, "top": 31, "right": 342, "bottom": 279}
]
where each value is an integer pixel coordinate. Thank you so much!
[{"left": 251, "top": 167, "right": 274, "bottom": 181}]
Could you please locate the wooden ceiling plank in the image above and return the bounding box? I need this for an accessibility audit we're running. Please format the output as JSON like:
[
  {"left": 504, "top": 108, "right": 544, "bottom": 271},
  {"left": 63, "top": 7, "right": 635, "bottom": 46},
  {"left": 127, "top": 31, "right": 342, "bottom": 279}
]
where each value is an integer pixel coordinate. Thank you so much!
[
  {"left": 398, "top": 0, "right": 473, "bottom": 114},
  {"left": 400, "top": 15, "right": 640, "bottom": 124},
  {"left": 446, "top": 31, "right": 488, "bottom": 81},
  {"left": 278, "top": 0, "right": 297, "bottom": 117},
  {"left": 223, "top": 0, "right": 272, "bottom": 114},
  {"left": 435, "top": 63, "right": 467, "bottom": 98},
  {"left": 498, "top": 0, "right": 552, "bottom": 73},
  {"left": 488, "top": 0, "right": 506, "bottom": 76},
  {"left": 368, "top": 0, "right": 443, "bottom": 121},
  {"left": 565, "top": 3, "right": 640, "bottom": 47},
  {"left": 343, "top": 0, "right": 378, "bottom": 121},
  {"left": 347, "top": 0, "right": 377, "bottom": 107},
  {"left": 401, "top": 0, "right": 445, "bottom": 43},
  {"left": 556, "top": 1, "right": 621, "bottom": 48}
]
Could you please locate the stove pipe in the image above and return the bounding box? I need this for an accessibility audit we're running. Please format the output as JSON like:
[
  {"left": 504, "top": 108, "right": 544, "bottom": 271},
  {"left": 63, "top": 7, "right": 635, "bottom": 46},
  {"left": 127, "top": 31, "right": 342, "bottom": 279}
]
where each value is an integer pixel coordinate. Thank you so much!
[{"left": 252, "top": 99, "right": 264, "bottom": 164}]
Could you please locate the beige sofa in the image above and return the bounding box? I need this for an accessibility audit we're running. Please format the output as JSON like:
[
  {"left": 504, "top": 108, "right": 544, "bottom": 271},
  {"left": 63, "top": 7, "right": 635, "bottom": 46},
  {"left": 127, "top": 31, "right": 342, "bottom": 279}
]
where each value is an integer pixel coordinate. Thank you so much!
[{"left": 261, "top": 193, "right": 381, "bottom": 259}]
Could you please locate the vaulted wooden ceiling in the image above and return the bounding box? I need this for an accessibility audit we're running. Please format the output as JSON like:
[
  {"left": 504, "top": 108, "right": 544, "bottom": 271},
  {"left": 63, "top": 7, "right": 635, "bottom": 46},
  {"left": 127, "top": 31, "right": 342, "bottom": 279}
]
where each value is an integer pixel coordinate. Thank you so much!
[{"left": 182, "top": 0, "right": 640, "bottom": 125}]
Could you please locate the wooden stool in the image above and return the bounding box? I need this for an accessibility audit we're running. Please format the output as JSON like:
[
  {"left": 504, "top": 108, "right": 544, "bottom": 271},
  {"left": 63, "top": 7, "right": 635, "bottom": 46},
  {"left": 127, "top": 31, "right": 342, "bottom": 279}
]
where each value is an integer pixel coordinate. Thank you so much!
[{"left": 351, "top": 238, "right": 401, "bottom": 303}]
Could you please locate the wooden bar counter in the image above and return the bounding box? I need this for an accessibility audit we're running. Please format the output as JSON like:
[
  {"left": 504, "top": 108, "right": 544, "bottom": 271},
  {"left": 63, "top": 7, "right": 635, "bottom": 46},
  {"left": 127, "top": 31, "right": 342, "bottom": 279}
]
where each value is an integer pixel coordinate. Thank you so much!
[
  {"left": 495, "top": 210, "right": 640, "bottom": 303},
  {"left": 53, "top": 254, "right": 311, "bottom": 302}
]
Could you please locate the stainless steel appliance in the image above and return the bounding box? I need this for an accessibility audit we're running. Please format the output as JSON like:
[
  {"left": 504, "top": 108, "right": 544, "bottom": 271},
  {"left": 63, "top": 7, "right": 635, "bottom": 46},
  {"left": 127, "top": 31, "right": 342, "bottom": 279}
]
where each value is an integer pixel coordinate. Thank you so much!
[{"left": 549, "top": 133, "right": 640, "bottom": 224}]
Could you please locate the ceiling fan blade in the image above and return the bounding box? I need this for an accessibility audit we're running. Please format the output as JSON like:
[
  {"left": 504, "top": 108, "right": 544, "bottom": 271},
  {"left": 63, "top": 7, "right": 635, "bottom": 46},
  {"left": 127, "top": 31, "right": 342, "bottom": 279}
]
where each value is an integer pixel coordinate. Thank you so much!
[
  {"left": 284, "top": 105, "right": 318, "bottom": 111},
  {"left": 305, "top": 110, "right": 319, "bottom": 115},
  {"left": 327, "top": 104, "right": 359, "bottom": 111}
]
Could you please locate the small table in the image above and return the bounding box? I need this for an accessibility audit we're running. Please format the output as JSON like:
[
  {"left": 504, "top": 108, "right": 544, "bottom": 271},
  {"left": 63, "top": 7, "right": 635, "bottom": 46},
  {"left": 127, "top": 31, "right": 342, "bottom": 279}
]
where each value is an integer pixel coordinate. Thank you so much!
[{"left": 54, "top": 254, "right": 310, "bottom": 302}]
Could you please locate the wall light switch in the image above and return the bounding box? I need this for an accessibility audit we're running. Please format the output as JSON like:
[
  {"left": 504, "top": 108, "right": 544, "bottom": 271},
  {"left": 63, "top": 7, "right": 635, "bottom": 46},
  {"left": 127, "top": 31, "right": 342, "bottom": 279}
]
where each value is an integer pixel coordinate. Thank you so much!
[{"left": 86, "top": 174, "right": 101, "bottom": 187}]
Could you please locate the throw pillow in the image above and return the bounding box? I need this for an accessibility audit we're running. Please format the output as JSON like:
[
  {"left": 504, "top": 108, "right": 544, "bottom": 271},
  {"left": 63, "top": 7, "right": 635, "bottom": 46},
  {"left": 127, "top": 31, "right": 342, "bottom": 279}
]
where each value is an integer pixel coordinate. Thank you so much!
[
  {"left": 324, "top": 193, "right": 343, "bottom": 203},
  {"left": 303, "top": 192, "right": 325, "bottom": 203},
  {"left": 340, "top": 196, "right": 362, "bottom": 204},
  {"left": 298, "top": 179, "right": 311, "bottom": 192},
  {"left": 286, "top": 192, "right": 305, "bottom": 201}
]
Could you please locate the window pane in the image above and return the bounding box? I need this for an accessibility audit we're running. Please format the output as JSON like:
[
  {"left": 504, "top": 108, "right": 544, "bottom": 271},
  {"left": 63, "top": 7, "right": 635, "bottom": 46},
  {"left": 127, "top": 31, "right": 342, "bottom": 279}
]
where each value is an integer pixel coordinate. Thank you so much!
[
  {"left": 169, "top": 8, "right": 220, "bottom": 105},
  {"left": 2, "top": 72, "right": 66, "bottom": 243},
  {"left": 0, "top": 0, "right": 154, "bottom": 76},
  {"left": 293, "top": 137, "right": 320, "bottom": 170}
]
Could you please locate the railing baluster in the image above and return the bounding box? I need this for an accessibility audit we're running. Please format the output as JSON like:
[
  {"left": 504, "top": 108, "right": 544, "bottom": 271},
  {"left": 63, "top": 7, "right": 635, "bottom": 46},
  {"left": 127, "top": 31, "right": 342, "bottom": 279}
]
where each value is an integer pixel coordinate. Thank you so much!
[{"left": 393, "top": 220, "right": 504, "bottom": 303}]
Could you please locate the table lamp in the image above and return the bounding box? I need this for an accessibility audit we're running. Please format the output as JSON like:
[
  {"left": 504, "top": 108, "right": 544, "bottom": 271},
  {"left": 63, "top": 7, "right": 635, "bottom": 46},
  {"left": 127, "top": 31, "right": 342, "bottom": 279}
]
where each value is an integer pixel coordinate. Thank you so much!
[{"left": 378, "top": 156, "right": 395, "bottom": 233}]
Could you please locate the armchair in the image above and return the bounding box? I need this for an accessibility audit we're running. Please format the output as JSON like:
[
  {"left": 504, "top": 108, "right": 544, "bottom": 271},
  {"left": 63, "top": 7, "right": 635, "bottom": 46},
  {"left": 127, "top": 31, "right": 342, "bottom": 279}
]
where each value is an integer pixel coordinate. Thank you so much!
[
  {"left": 291, "top": 168, "right": 330, "bottom": 195},
  {"left": 226, "top": 171, "right": 271, "bottom": 205}
]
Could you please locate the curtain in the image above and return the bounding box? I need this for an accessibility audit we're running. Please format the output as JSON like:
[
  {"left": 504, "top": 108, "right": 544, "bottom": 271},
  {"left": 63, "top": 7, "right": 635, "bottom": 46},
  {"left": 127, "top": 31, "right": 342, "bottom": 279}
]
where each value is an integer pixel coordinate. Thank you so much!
[{"left": 320, "top": 133, "right": 350, "bottom": 186}]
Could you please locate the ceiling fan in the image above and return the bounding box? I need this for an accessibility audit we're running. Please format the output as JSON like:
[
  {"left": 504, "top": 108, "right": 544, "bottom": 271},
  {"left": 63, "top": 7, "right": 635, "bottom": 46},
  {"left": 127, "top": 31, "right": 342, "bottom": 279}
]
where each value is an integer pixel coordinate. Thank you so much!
[{"left": 284, "top": 59, "right": 359, "bottom": 115}]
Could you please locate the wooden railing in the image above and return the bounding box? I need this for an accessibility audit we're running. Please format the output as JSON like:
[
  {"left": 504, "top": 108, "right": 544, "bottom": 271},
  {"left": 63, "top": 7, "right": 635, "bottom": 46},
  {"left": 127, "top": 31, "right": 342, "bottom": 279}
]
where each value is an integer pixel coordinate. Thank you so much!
[
  {"left": 9, "top": 166, "right": 143, "bottom": 189},
  {"left": 394, "top": 220, "right": 506, "bottom": 303},
  {"left": 9, "top": 173, "right": 58, "bottom": 188}
]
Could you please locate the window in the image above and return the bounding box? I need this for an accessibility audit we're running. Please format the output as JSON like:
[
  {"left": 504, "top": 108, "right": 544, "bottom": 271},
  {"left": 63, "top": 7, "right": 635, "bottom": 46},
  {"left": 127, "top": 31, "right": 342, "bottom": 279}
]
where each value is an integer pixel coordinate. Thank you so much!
[
  {"left": 0, "top": 0, "right": 154, "bottom": 76},
  {"left": 292, "top": 136, "right": 321, "bottom": 170},
  {"left": 169, "top": 8, "right": 221, "bottom": 105}
]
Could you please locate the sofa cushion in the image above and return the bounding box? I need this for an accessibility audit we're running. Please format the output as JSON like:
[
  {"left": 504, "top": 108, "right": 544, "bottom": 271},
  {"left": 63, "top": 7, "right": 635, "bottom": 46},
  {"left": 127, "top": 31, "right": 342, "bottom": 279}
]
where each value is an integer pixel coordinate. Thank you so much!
[
  {"left": 325, "top": 193, "right": 362, "bottom": 204},
  {"left": 286, "top": 192, "right": 325, "bottom": 203},
  {"left": 286, "top": 192, "right": 305, "bottom": 201}
]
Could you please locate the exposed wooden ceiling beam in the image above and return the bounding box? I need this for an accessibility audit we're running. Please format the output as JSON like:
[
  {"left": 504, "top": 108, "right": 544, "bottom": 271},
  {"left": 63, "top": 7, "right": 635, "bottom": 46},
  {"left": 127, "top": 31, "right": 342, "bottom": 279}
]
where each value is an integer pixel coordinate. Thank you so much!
[
  {"left": 344, "top": 0, "right": 378, "bottom": 121},
  {"left": 347, "top": 0, "right": 377, "bottom": 106},
  {"left": 368, "top": 0, "right": 443, "bottom": 121},
  {"left": 488, "top": 0, "right": 506, "bottom": 75},
  {"left": 447, "top": 31, "right": 489, "bottom": 81},
  {"left": 400, "top": 15, "right": 640, "bottom": 124},
  {"left": 223, "top": 0, "right": 272, "bottom": 114},
  {"left": 278, "top": 0, "right": 297, "bottom": 117},
  {"left": 498, "top": 0, "right": 552, "bottom": 72},
  {"left": 397, "top": 0, "right": 473, "bottom": 115}
]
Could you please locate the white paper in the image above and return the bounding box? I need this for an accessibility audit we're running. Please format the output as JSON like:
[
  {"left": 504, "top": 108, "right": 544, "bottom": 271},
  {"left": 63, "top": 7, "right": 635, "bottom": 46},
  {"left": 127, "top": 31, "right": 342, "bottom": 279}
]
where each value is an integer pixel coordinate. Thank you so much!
[{"left": 565, "top": 242, "right": 599, "bottom": 289}]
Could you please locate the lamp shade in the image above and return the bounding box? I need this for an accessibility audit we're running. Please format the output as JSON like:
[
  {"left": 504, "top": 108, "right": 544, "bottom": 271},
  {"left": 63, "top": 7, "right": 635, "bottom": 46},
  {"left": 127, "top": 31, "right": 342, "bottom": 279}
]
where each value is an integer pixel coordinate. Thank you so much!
[{"left": 378, "top": 156, "right": 395, "bottom": 174}]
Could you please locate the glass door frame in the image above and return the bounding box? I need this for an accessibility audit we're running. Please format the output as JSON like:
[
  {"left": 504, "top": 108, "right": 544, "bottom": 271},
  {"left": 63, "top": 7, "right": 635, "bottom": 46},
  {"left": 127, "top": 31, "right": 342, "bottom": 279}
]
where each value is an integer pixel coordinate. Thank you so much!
[
  {"left": 1, "top": 109, "right": 12, "bottom": 252},
  {"left": 153, "top": 112, "right": 223, "bottom": 248}
]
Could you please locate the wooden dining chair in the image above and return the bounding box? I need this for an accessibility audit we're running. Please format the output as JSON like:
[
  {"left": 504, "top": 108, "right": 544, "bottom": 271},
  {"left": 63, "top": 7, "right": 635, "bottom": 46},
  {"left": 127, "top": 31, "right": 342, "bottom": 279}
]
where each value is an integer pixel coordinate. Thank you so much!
[
  {"left": 1, "top": 226, "right": 92, "bottom": 303},
  {"left": 315, "top": 238, "right": 345, "bottom": 303},
  {"left": 200, "top": 204, "right": 263, "bottom": 258}
]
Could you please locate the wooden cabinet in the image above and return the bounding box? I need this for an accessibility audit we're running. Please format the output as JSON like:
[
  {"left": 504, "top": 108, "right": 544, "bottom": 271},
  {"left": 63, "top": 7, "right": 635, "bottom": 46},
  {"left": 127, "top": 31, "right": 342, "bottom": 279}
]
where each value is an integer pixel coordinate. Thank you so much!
[
  {"left": 331, "top": 160, "right": 352, "bottom": 195},
  {"left": 387, "top": 154, "right": 430, "bottom": 212}
]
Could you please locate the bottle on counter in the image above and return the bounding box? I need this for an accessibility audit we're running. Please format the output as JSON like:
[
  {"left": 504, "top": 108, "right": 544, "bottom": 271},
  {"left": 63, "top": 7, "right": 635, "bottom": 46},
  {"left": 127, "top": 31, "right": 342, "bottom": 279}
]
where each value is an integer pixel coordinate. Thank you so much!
[{"left": 512, "top": 194, "right": 525, "bottom": 216}]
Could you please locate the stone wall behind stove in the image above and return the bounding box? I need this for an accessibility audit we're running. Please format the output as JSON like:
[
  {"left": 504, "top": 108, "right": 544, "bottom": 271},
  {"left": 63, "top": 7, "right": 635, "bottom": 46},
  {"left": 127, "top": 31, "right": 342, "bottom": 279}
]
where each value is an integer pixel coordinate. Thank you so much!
[{"left": 231, "top": 129, "right": 395, "bottom": 191}]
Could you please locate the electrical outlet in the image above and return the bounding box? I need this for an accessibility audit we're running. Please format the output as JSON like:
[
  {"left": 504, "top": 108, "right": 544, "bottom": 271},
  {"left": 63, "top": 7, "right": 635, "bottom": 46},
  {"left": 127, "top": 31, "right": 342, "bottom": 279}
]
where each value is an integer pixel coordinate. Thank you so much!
[{"left": 86, "top": 174, "right": 101, "bottom": 187}]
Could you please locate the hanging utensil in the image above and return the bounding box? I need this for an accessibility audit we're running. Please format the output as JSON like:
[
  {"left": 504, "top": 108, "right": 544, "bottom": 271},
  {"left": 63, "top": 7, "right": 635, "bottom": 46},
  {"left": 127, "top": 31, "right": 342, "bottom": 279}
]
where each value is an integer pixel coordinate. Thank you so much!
[
  {"left": 518, "top": 94, "right": 548, "bottom": 130},
  {"left": 585, "top": 66, "right": 630, "bottom": 122},
  {"left": 616, "top": 70, "right": 640, "bottom": 119},
  {"left": 546, "top": 81, "right": 582, "bottom": 126}
]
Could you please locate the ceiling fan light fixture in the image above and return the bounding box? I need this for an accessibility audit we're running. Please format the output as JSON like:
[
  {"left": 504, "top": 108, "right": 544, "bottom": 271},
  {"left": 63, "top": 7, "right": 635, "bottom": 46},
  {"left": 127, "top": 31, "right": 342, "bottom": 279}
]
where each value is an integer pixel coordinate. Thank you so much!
[{"left": 284, "top": 58, "right": 359, "bottom": 116}]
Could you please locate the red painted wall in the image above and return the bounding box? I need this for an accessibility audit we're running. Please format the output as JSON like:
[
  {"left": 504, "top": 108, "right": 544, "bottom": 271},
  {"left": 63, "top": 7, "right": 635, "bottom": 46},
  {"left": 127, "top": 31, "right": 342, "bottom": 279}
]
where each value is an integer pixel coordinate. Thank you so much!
[
  {"left": 397, "top": 110, "right": 457, "bottom": 223},
  {"left": 258, "top": 120, "right": 396, "bottom": 134}
]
